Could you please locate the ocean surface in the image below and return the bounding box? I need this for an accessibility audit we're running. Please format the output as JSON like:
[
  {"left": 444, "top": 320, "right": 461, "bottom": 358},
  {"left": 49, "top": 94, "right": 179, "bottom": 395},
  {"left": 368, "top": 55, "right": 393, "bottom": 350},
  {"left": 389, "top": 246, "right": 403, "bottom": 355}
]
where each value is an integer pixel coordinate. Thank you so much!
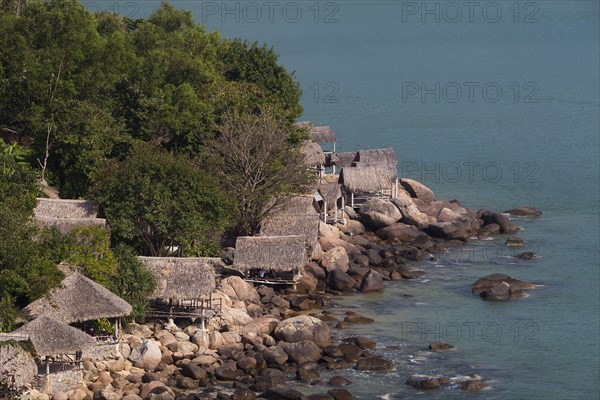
[{"left": 95, "top": 1, "right": 599, "bottom": 398}]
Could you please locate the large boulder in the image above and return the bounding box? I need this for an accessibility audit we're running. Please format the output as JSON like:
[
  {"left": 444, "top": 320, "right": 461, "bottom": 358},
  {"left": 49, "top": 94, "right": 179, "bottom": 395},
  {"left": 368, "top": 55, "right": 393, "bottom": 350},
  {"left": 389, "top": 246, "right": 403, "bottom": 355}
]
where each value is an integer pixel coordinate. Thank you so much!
[
  {"left": 391, "top": 198, "right": 429, "bottom": 229},
  {"left": 358, "top": 199, "right": 402, "bottom": 229},
  {"left": 128, "top": 340, "right": 162, "bottom": 371},
  {"left": 221, "top": 305, "right": 253, "bottom": 333},
  {"left": 283, "top": 341, "right": 323, "bottom": 364},
  {"left": 375, "top": 223, "right": 424, "bottom": 243},
  {"left": 328, "top": 270, "right": 356, "bottom": 292},
  {"left": 221, "top": 276, "right": 261, "bottom": 304},
  {"left": 359, "top": 270, "right": 384, "bottom": 294},
  {"left": 321, "top": 246, "right": 349, "bottom": 272},
  {"left": 319, "top": 221, "right": 342, "bottom": 238},
  {"left": 337, "top": 220, "right": 365, "bottom": 236},
  {"left": 479, "top": 210, "right": 519, "bottom": 233},
  {"left": 503, "top": 206, "right": 542, "bottom": 217},
  {"left": 472, "top": 274, "right": 540, "bottom": 301},
  {"left": 406, "top": 375, "right": 440, "bottom": 390},
  {"left": 355, "top": 356, "right": 395, "bottom": 372},
  {"left": 274, "top": 315, "right": 332, "bottom": 348},
  {"left": 399, "top": 179, "right": 435, "bottom": 202},
  {"left": 319, "top": 236, "right": 360, "bottom": 254},
  {"left": 262, "top": 346, "right": 289, "bottom": 365},
  {"left": 243, "top": 317, "right": 280, "bottom": 336},
  {"left": 425, "top": 221, "right": 471, "bottom": 241}
]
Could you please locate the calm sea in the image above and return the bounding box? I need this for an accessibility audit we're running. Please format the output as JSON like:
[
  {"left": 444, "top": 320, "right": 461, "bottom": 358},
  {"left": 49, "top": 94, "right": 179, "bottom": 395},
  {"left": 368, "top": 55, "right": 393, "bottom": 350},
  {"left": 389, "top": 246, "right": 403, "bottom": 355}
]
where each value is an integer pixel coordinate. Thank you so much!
[{"left": 93, "top": 1, "right": 599, "bottom": 398}]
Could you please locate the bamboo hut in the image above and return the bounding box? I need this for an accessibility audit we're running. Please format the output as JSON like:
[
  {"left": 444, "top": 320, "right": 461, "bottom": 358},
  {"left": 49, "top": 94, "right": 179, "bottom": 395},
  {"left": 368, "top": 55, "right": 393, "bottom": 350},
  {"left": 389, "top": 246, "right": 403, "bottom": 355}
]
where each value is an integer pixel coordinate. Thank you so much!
[
  {"left": 301, "top": 140, "right": 326, "bottom": 179},
  {"left": 138, "top": 257, "right": 223, "bottom": 325},
  {"left": 260, "top": 213, "right": 320, "bottom": 254},
  {"left": 13, "top": 316, "right": 95, "bottom": 375},
  {"left": 295, "top": 122, "right": 337, "bottom": 172},
  {"left": 234, "top": 235, "right": 307, "bottom": 285},
  {"left": 316, "top": 182, "right": 345, "bottom": 224},
  {"left": 0, "top": 341, "right": 37, "bottom": 392},
  {"left": 340, "top": 165, "right": 399, "bottom": 208},
  {"left": 332, "top": 151, "right": 359, "bottom": 169},
  {"left": 269, "top": 195, "right": 319, "bottom": 217},
  {"left": 33, "top": 198, "right": 107, "bottom": 234},
  {"left": 22, "top": 271, "right": 132, "bottom": 338}
]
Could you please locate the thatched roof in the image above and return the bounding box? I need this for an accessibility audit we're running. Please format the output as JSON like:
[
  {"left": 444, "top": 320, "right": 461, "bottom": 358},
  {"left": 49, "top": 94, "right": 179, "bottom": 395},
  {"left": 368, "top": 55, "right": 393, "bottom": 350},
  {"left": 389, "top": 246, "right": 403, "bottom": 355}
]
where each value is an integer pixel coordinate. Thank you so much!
[
  {"left": 23, "top": 271, "right": 132, "bottom": 323},
  {"left": 234, "top": 235, "right": 307, "bottom": 272},
  {"left": 0, "top": 341, "right": 37, "bottom": 388},
  {"left": 356, "top": 148, "right": 397, "bottom": 165},
  {"left": 138, "top": 257, "right": 220, "bottom": 300},
  {"left": 13, "top": 316, "right": 95, "bottom": 356},
  {"left": 340, "top": 166, "right": 396, "bottom": 194},
  {"left": 35, "top": 216, "right": 107, "bottom": 234},
  {"left": 310, "top": 126, "right": 336, "bottom": 144},
  {"left": 34, "top": 198, "right": 99, "bottom": 219},
  {"left": 270, "top": 195, "right": 318, "bottom": 217},
  {"left": 301, "top": 140, "right": 326, "bottom": 166},
  {"left": 332, "top": 151, "right": 358, "bottom": 168},
  {"left": 260, "top": 214, "right": 320, "bottom": 253},
  {"left": 318, "top": 183, "right": 343, "bottom": 206},
  {"left": 294, "top": 122, "right": 336, "bottom": 144}
]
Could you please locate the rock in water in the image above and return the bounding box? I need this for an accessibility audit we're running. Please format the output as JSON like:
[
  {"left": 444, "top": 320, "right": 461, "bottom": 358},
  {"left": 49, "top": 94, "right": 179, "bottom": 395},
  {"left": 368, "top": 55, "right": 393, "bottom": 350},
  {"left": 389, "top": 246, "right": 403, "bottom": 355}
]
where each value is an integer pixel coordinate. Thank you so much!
[
  {"left": 359, "top": 270, "right": 385, "bottom": 293},
  {"left": 503, "top": 206, "right": 542, "bottom": 217},
  {"left": 479, "top": 211, "right": 519, "bottom": 233},
  {"left": 406, "top": 375, "right": 440, "bottom": 389},
  {"left": 355, "top": 356, "right": 395, "bottom": 372},
  {"left": 328, "top": 270, "right": 356, "bottom": 292},
  {"left": 505, "top": 236, "right": 525, "bottom": 247},
  {"left": 472, "top": 273, "right": 540, "bottom": 301}
]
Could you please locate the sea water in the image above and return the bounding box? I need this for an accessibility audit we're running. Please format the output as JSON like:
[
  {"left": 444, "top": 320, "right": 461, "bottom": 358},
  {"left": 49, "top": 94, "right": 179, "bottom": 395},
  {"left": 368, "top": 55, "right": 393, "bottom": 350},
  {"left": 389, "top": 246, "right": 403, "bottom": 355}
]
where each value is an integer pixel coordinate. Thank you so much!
[{"left": 97, "top": 1, "right": 599, "bottom": 398}]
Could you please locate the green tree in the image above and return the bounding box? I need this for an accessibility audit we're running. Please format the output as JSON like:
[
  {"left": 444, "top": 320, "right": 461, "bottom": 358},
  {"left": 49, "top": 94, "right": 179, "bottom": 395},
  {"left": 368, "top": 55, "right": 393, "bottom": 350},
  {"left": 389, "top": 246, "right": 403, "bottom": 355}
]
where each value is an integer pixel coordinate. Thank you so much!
[
  {"left": 110, "top": 245, "right": 156, "bottom": 322},
  {"left": 92, "top": 143, "right": 235, "bottom": 256}
]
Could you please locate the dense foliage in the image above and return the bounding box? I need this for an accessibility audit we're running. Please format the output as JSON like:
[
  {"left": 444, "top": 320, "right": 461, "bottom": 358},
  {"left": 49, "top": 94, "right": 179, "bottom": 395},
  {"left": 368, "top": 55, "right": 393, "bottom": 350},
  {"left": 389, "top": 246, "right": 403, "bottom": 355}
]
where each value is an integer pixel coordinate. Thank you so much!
[
  {"left": 92, "top": 143, "right": 235, "bottom": 256},
  {"left": 0, "top": 0, "right": 308, "bottom": 327}
]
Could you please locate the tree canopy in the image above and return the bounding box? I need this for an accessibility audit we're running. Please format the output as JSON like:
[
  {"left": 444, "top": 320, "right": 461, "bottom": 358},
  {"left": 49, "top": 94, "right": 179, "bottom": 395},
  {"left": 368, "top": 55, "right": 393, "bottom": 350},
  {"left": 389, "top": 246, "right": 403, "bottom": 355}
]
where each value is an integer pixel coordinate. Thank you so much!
[{"left": 0, "top": 0, "right": 311, "bottom": 327}]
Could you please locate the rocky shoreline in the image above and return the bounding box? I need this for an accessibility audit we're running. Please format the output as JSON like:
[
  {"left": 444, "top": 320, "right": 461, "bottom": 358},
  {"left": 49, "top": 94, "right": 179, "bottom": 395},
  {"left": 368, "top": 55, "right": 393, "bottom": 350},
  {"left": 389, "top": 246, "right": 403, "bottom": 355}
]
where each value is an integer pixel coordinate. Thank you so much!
[{"left": 24, "top": 181, "right": 542, "bottom": 400}]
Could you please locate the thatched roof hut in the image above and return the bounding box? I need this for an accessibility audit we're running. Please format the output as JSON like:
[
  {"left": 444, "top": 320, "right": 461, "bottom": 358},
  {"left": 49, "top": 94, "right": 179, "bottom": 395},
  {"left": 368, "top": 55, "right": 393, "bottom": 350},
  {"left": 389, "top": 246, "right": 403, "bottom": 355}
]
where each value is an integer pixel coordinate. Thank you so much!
[
  {"left": 13, "top": 316, "right": 95, "bottom": 356},
  {"left": 318, "top": 183, "right": 343, "bottom": 206},
  {"left": 34, "top": 198, "right": 99, "bottom": 219},
  {"left": 234, "top": 235, "right": 307, "bottom": 272},
  {"left": 23, "top": 271, "right": 132, "bottom": 323},
  {"left": 340, "top": 166, "right": 396, "bottom": 194},
  {"left": 310, "top": 126, "right": 336, "bottom": 144},
  {"left": 356, "top": 148, "right": 397, "bottom": 166},
  {"left": 301, "top": 140, "right": 326, "bottom": 167},
  {"left": 270, "top": 195, "right": 318, "bottom": 216},
  {"left": 294, "top": 122, "right": 336, "bottom": 144},
  {"left": 0, "top": 341, "right": 37, "bottom": 388},
  {"left": 34, "top": 216, "right": 107, "bottom": 234},
  {"left": 260, "top": 214, "right": 320, "bottom": 253},
  {"left": 332, "top": 151, "right": 358, "bottom": 168},
  {"left": 34, "top": 198, "right": 107, "bottom": 234},
  {"left": 138, "top": 257, "right": 220, "bottom": 301}
]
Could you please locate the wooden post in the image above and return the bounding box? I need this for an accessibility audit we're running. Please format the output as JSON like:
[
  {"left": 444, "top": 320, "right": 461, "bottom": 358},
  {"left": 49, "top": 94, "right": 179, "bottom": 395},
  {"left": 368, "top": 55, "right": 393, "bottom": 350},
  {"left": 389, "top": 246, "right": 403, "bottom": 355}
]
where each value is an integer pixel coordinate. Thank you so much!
[
  {"left": 351, "top": 192, "right": 354, "bottom": 209},
  {"left": 332, "top": 143, "right": 336, "bottom": 175},
  {"left": 323, "top": 202, "right": 327, "bottom": 223}
]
